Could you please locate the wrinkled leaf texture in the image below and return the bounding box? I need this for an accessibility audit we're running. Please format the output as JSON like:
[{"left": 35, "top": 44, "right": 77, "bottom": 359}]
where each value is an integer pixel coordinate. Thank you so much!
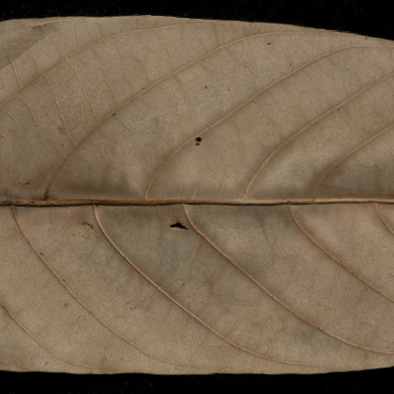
[{"left": 1, "top": 15, "right": 394, "bottom": 374}]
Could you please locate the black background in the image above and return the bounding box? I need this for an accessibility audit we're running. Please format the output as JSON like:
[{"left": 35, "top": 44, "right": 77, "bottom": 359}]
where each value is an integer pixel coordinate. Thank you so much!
[{"left": 1, "top": 1, "right": 394, "bottom": 393}]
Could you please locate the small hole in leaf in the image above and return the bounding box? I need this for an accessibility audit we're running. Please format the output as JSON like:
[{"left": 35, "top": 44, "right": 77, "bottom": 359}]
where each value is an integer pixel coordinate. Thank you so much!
[
  {"left": 195, "top": 137, "right": 202, "bottom": 146},
  {"left": 169, "top": 222, "right": 188, "bottom": 230}
]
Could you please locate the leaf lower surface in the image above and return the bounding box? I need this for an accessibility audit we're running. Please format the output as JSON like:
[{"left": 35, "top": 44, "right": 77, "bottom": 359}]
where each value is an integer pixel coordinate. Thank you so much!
[{"left": 1, "top": 16, "right": 394, "bottom": 374}]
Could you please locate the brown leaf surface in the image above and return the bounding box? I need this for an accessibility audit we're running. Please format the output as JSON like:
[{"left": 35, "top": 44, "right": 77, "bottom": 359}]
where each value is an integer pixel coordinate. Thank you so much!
[{"left": 1, "top": 16, "right": 394, "bottom": 374}]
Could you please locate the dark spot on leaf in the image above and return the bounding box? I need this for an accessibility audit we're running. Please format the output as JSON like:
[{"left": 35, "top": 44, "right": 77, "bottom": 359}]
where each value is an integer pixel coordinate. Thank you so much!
[
  {"left": 204, "top": 85, "right": 208, "bottom": 89},
  {"left": 169, "top": 222, "right": 188, "bottom": 230},
  {"left": 195, "top": 137, "right": 202, "bottom": 146},
  {"left": 39, "top": 252, "right": 44, "bottom": 256},
  {"left": 78, "top": 222, "right": 93, "bottom": 230},
  {"left": 267, "top": 42, "right": 272, "bottom": 45}
]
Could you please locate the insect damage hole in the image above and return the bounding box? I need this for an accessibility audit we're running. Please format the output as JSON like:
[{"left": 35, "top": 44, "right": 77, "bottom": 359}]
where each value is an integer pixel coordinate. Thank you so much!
[
  {"left": 169, "top": 222, "right": 188, "bottom": 230},
  {"left": 195, "top": 137, "right": 202, "bottom": 146}
]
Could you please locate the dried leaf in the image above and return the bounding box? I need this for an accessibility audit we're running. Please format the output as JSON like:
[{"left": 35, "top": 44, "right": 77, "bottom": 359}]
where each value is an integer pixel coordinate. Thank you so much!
[{"left": 1, "top": 16, "right": 394, "bottom": 374}]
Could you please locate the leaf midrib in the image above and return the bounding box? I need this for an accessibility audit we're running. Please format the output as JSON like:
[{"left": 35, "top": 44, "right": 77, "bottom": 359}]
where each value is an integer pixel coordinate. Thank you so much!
[{"left": 2, "top": 197, "right": 394, "bottom": 207}]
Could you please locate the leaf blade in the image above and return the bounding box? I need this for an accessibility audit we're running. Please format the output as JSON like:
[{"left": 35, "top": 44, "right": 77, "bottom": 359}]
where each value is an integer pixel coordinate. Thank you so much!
[{"left": 2, "top": 16, "right": 394, "bottom": 374}]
